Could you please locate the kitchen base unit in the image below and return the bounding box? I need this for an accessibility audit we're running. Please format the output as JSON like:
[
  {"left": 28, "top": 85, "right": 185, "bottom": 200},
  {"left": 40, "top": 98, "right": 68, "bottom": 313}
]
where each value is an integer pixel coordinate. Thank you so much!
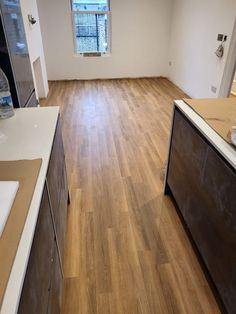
[
  {"left": 165, "top": 100, "right": 236, "bottom": 314},
  {"left": 18, "top": 117, "right": 68, "bottom": 314},
  {"left": 0, "top": 107, "right": 68, "bottom": 314}
]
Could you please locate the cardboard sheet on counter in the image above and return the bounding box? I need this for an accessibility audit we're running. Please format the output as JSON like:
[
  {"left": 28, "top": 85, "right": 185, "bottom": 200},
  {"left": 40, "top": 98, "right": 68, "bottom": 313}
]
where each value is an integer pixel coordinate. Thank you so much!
[
  {"left": 0, "top": 159, "right": 42, "bottom": 307},
  {"left": 183, "top": 98, "right": 236, "bottom": 145}
]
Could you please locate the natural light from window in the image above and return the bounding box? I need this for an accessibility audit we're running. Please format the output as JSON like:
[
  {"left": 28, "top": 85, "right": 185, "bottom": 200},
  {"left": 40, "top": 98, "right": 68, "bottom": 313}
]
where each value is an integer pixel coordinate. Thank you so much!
[{"left": 71, "top": 0, "right": 111, "bottom": 54}]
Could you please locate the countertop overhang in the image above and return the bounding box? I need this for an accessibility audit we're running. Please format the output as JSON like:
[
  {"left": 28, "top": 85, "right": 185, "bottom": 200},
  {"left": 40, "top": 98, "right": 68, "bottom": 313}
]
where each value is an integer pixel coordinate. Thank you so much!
[{"left": 174, "top": 100, "right": 236, "bottom": 171}]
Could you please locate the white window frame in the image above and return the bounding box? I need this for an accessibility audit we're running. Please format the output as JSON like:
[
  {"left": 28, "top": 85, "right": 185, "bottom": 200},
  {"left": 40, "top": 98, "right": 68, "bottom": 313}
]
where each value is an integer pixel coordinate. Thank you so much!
[{"left": 71, "top": 1, "right": 111, "bottom": 56}]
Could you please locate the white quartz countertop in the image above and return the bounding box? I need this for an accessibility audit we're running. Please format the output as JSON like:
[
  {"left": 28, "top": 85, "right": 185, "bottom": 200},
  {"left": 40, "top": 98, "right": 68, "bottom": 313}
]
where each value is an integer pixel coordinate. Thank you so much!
[
  {"left": 175, "top": 100, "right": 236, "bottom": 170},
  {"left": 0, "top": 107, "right": 59, "bottom": 314}
]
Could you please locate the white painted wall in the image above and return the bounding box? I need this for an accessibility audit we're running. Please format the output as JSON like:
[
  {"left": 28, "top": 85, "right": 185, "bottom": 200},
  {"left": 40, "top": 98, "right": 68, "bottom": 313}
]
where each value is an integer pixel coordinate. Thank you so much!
[
  {"left": 168, "top": 0, "right": 236, "bottom": 98},
  {"left": 20, "top": 0, "right": 49, "bottom": 97},
  {"left": 36, "top": 0, "right": 172, "bottom": 80}
]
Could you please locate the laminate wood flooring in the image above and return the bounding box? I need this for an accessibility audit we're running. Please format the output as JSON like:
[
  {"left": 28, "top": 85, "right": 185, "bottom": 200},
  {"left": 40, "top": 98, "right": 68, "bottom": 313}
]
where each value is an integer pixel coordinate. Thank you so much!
[{"left": 41, "top": 78, "right": 220, "bottom": 314}]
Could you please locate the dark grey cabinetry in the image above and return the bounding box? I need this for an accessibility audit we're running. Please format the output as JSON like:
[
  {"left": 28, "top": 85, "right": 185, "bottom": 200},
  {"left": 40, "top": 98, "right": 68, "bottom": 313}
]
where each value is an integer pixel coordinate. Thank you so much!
[
  {"left": 18, "top": 117, "right": 68, "bottom": 314},
  {"left": 165, "top": 108, "right": 236, "bottom": 313},
  {"left": 48, "top": 246, "right": 63, "bottom": 313},
  {"left": 18, "top": 184, "right": 54, "bottom": 314},
  {"left": 47, "top": 119, "right": 68, "bottom": 271}
]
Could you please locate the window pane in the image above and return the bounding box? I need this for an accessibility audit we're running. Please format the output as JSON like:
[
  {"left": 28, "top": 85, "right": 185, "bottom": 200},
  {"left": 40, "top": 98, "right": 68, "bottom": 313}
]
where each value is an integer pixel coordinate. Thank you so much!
[
  {"left": 74, "top": 13, "right": 109, "bottom": 53},
  {"left": 72, "top": 0, "right": 109, "bottom": 11}
]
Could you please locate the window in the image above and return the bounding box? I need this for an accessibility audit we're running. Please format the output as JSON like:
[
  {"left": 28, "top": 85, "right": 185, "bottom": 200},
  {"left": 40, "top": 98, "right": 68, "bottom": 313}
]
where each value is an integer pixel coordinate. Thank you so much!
[{"left": 71, "top": 0, "right": 111, "bottom": 55}]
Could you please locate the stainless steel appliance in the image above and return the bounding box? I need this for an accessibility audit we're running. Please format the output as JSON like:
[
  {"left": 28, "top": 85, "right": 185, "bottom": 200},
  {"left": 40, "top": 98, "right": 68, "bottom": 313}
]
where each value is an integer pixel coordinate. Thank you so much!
[{"left": 0, "top": 0, "right": 37, "bottom": 108}]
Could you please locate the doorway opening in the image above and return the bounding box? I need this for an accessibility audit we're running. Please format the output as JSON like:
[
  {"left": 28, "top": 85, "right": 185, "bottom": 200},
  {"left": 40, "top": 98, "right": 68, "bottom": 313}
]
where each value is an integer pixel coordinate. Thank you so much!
[{"left": 219, "top": 18, "right": 236, "bottom": 97}]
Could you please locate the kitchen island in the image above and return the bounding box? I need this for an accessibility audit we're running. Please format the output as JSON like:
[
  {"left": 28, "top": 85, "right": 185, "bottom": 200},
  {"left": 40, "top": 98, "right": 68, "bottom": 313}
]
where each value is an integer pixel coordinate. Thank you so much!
[
  {"left": 165, "top": 99, "right": 236, "bottom": 313},
  {"left": 0, "top": 107, "right": 68, "bottom": 314}
]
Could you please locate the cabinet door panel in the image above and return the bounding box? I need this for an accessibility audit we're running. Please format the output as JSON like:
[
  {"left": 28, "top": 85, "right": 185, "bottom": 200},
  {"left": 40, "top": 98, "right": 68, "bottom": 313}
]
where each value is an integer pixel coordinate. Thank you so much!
[
  {"left": 18, "top": 185, "right": 54, "bottom": 314},
  {"left": 201, "top": 145, "right": 236, "bottom": 312},
  {"left": 56, "top": 165, "right": 68, "bottom": 269},
  {"left": 168, "top": 109, "right": 208, "bottom": 219},
  {"left": 47, "top": 117, "right": 68, "bottom": 269},
  {"left": 47, "top": 119, "right": 64, "bottom": 220},
  {"left": 48, "top": 246, "right": 63, "bottom": 314}
]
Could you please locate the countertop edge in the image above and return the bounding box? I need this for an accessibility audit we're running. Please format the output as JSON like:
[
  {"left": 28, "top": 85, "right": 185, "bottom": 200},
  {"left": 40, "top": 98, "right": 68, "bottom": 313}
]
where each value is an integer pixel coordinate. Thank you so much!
[{"left": 175, "top": 100, "right": 236, "bottom": 170}]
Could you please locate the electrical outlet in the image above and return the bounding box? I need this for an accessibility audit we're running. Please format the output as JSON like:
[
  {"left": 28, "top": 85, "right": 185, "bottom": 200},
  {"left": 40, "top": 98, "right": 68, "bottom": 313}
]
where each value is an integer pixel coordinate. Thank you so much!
[
  {"left": 211, "top": 86, "right": 217, "bottom": 93},
  {"left": 217, "top": 34, "right": 224, "bottom": 41}
]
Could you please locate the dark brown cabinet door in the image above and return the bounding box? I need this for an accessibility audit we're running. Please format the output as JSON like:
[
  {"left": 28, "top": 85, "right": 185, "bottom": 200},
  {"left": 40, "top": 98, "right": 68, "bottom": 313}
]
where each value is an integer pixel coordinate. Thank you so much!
[
  {"left": 167, "top": 109, "right": 208, "bottom": 217},
  {"left": 201, "top": 143, "right": 236, "bottom": 313},
  {"left": 48, "top": 247, "right": 63, "bottom": 314},
  {"left": 56, "top": 165, "right": 68, "bottom": 269},
  {"left": 47, "top": 117, "right": 68, "bottom": 270},
  {"left": 47, "top": 119, "right": 64, "bottom": 219},
  {"left": 18, "top": 185, "right": 54, "bottom": 314},
  {"left": 167, "top": 108, "right": 236, "bottom": 313}
]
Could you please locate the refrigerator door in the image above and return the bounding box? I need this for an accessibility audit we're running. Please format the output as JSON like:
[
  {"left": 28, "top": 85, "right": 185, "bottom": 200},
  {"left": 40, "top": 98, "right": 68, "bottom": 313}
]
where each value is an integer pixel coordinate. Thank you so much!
[
  {"left": 0, "top": 0, "right": 34, "bottom": 107},
  {"left": 0, "top": 14, "right": 19, "bottom": 107}
]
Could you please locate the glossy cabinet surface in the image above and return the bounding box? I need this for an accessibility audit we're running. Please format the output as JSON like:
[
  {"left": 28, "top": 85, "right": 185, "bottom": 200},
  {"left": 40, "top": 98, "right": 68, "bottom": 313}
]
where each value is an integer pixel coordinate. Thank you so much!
[{"left": 166, "top": 108, "right": 236, "bottom": 313}]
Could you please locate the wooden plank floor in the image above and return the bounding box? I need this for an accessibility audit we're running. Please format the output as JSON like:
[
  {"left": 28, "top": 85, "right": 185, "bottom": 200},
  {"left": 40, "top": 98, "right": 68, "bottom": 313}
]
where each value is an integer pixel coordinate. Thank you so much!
[{"left": 41, "top": 78, "right": 220, "bottom": 314}]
